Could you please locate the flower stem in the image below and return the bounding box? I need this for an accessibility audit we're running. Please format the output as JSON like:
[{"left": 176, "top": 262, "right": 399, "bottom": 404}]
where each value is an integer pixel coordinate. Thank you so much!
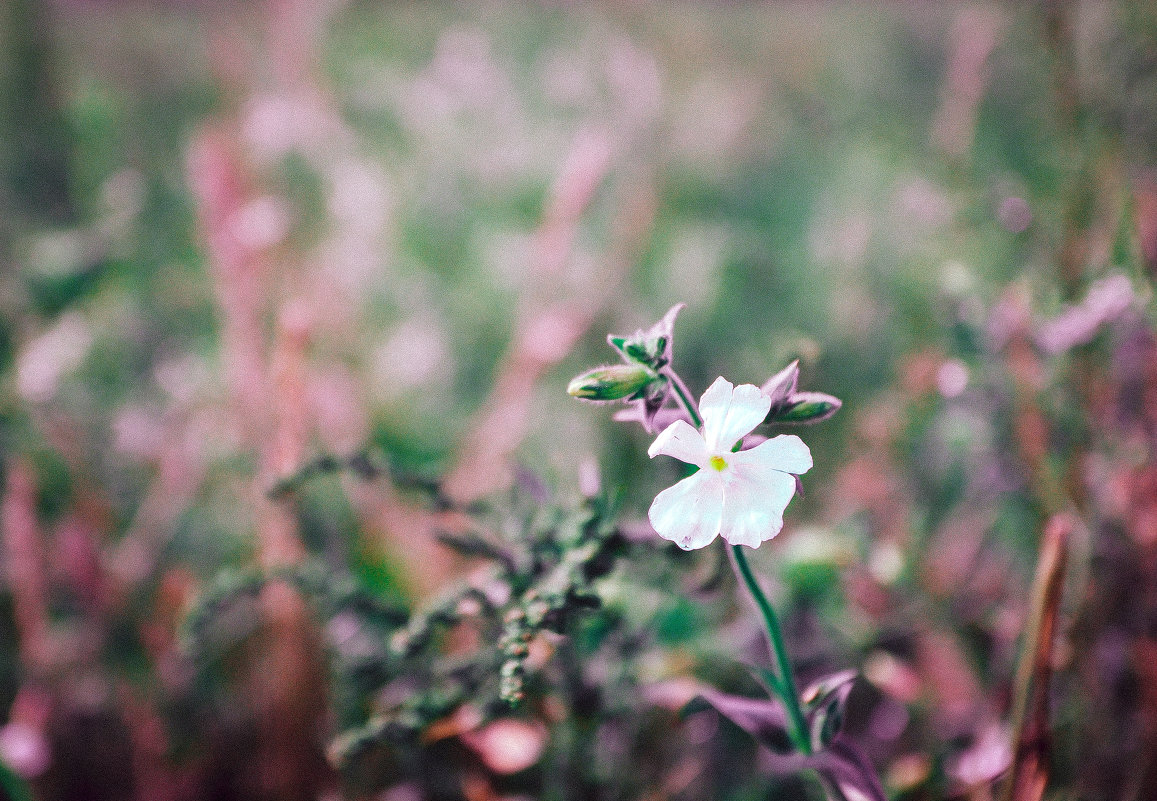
[
  {"left": 663, "top": 369, "right": 703, "bottom": 428},
  {"left": 731, "top": 544, "right": 811, "bottom": 755}
]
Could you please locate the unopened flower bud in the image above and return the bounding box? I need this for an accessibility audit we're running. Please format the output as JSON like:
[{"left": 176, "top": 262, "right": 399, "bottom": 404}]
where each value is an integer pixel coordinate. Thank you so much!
[
  {"left": 567, "top": 364, "right": 656, "bottom": 401},
  {"left": 773, "top": 391, "right": 842, "bottom": 424}
]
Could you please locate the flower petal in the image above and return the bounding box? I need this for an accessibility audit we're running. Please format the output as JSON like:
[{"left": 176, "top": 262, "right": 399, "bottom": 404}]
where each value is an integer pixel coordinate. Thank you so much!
[
  {"left": 731, "top": 434, "right": 813, "bottom": 476},
  {"left": 647, "top": 419, "right": 709, "bottom": 467},
  {"left": 699, "top": 378, "right": 772, "bottom": 453},
  {"left": 648, "top": 470, "right": 724, "bottom": 550},
  {"left": 718, "top": 467, "right": 797, "bottom": 548}
]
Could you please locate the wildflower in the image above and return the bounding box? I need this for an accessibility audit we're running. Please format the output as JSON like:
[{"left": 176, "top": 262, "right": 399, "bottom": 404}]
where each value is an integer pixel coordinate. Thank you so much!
[{"left": 648, "top": 377, "right": 812, "bottom": 549}]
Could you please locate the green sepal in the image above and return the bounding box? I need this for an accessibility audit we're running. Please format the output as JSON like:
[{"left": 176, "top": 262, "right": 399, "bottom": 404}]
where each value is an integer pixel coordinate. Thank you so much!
[{"left": 604, "top": 303, "right": 684, "bottom": 370}]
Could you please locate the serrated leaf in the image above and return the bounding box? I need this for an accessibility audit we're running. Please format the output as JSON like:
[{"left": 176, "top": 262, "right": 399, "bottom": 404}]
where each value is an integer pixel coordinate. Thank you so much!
[{"left": 434, "top": 530, "right": 516, "bottom": 569}]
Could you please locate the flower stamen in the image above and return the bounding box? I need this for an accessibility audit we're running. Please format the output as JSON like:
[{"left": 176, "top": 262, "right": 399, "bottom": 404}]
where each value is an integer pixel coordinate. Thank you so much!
[{"left": 709, "top": 455, "right": 728, "bottom": 471}]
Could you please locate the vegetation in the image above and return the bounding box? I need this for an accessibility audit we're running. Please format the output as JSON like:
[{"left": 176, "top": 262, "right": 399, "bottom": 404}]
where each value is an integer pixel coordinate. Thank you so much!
[{"left": 1, "top": 2, "right": 1156, "bottom": 799}]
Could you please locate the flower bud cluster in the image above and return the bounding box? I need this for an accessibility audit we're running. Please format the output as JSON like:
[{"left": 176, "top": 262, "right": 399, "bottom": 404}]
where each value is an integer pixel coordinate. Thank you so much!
[{"left": 567, "top": 303, "right": 686, "bottom": 430}]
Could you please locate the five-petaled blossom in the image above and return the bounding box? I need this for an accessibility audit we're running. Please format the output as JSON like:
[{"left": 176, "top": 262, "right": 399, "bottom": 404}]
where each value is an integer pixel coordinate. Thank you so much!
[{"left": 648, "top": 377, "right": 812, "bottom": 550}]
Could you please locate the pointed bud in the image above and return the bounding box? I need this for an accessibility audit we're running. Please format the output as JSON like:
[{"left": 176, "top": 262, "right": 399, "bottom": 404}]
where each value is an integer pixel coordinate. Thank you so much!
[
  {"left": 567, "top": 364, "right": 656, "bottom": 401},
  {"left": 772, "top": 392, "right": 843, "bottom": 424},
  {"left": 761, "top": 359, "right": 801, "bottom": 406}
]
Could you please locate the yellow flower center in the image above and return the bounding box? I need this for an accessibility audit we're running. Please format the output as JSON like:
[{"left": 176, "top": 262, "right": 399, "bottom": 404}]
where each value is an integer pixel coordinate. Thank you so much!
[{"left": 709, "top": 455, "right": 728, "bottom": 471}]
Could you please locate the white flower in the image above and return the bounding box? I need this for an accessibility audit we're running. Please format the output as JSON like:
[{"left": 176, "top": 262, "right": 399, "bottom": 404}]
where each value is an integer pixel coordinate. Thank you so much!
[{"left": 647, "top": 377, "right": 812, "bottom": 550}]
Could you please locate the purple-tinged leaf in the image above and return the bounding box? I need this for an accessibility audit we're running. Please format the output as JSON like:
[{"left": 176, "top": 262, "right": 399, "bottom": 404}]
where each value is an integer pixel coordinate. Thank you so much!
[
  {"left": 690, "top": 687, "right": 795, "bottom": 755},
  {"left": 802, "top": 670, "right": 857, "bottom": 752},
  {"left": 814, "top": 740, "right": 887, "bottom": 801},
  {"left": 689, "top": 678, "right": 884, "bottom": 800}
]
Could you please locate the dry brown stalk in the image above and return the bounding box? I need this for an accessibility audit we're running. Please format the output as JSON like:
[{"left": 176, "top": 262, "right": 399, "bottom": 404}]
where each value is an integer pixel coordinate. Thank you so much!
[
  {"left": 999, "top": 513, "right": 1071, "bottom": 801},
  {"left": 188, "top": 120, "right": 329, "bottom": 800},
  {"left": 110, "top": 416, "right": 210, "bottom": 589},
  {"left": 931, "top": 6, "right": 1006, "bottom": 159}
]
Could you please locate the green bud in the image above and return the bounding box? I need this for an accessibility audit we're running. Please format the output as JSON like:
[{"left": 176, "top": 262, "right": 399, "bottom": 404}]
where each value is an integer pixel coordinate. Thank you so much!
[
  {"left": 567, "top": 364, "right": 656, "bottom": 401},
  {"left": 771, "top": 391, "right": 842, "bottom": 424}
]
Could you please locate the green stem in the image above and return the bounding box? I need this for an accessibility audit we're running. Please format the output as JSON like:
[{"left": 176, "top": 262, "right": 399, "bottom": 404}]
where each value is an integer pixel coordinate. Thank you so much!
[
  {"left": 663, "top": 370, "right": 703, "bottom": 428},
  {"left": 732, "top": 544, "right": 811, "bottom": 755}
]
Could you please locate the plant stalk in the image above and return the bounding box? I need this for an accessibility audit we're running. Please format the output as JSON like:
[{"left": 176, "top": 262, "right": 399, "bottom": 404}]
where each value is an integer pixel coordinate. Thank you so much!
[
  {"left": 663, "top": 369, "right": 703, "bottom": 428},
  {"left": 732, "top": 543, "right": 812, "bottom": 755}
]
